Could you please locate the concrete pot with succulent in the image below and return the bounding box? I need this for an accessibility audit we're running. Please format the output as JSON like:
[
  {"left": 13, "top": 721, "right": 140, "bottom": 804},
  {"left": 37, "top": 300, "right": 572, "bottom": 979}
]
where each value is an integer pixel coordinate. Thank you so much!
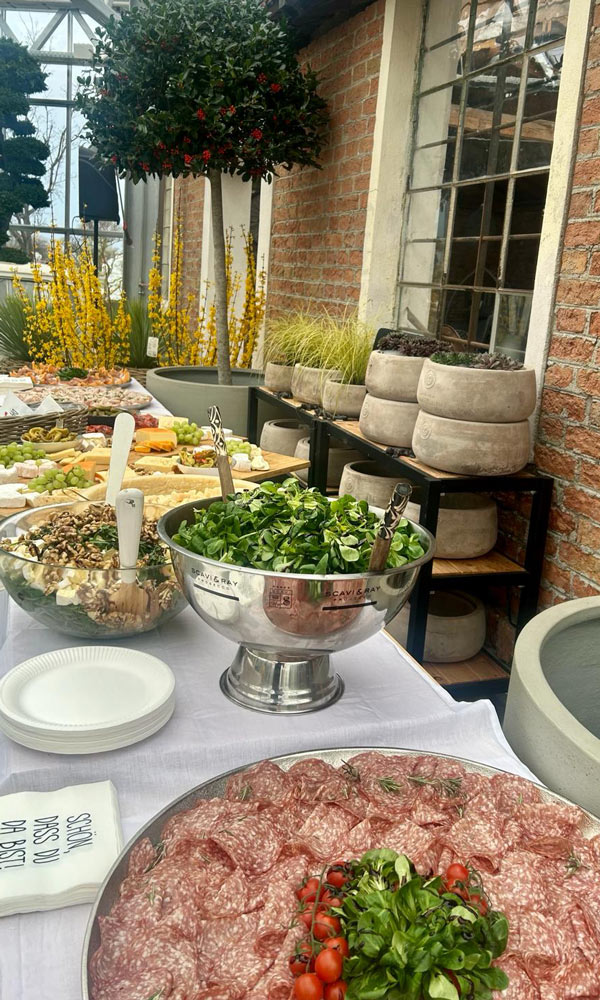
[
  {"left": 413, "top": 352, "right": 536, "bottom": 476},
  {"left": 359, "top": 333, "right": 442, "bottom": 447}
]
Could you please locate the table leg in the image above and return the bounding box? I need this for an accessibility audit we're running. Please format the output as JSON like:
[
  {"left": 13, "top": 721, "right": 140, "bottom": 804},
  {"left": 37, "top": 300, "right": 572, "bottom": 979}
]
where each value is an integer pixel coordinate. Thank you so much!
[
  {"left": 309, "top": 421, "right": 328, "bottom": 491},
  {"left": 406, "top": 485, "right": 441, "bottom": 663},
  {"left": 247, "top": 387, "right": 258, "bottom": 442},
  {"left": 517, "top": 477, "right": 553, "bottom": 632}
]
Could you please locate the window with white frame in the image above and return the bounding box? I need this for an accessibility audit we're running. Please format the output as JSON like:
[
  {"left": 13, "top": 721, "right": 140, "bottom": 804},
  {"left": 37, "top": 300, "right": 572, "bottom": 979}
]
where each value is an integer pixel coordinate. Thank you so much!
[{"left": 396, "top": 0, "right": 569, "bottom": 359}]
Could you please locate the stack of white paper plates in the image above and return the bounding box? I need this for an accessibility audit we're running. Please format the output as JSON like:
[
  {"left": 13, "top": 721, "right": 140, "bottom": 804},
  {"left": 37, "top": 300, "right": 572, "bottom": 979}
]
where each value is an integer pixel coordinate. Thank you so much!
[{"left": 0, "top": 647, "right": 175, "bottom": 753}]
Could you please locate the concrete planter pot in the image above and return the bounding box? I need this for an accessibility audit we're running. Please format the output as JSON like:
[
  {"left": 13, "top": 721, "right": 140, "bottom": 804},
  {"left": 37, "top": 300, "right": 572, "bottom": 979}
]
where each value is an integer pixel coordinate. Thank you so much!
[
  {"left": 339, "top": 460, "right": 407, "bottom": 508},
  {"left": 359, "top": 394, "right": 420, "bottom": 448},
  {"left": 146, "top": 367, "right": 263, "bottom": 435},
  {"left": 388, "top": 590, "right": 486, "bottom": 662},
  {"left": 417, "top": 358, "right": 536, "bottom": 423},
  {"left": 406, "top": 493, "right": 497, "bottom": 559},
  {"left": 291, "top": 365, "right": 342, "bottom": 406},
  {"left": 365, "top": 351, "right": 425, "bottom": 402},
  {"left": 322, "top": 380, "right": 367, "bottom": 418},
  {"left": 259, "top": 419, "right": 307, "bottom": 456},
  {"left": 294, "top": 437, "right": 363, "bottom": 489},
  {"left": 412, "top": 410, "right": 530, "bottom": 476},
  {"left": 504, "top": 597, "right": 600, "bottom": 816},
  {"left": 264, "top": 362, "right": 295, "bottom": 393}
]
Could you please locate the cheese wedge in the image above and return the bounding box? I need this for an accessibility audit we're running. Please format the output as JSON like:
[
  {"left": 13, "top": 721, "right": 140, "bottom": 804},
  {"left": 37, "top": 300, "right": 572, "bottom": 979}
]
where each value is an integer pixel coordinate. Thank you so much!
[
  {"left": 135, "top": 427, "right": 178, "bottom": 447},
  {"left": 157, "top": 415, "right": 189, "bottom": 429}
]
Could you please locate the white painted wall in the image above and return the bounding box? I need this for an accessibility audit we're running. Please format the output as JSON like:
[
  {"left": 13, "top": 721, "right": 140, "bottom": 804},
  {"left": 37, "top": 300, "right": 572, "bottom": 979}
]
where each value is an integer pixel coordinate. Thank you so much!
[{"left": 200, "top": 173, "right": 253, "bottom": 322}]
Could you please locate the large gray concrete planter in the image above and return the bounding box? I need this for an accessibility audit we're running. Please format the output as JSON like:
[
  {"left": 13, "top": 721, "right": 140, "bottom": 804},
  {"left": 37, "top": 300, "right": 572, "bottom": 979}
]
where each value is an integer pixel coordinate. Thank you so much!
[
  {"left": 146, "top": 367, "right": 263, "bottom": 435},
  {"left": 412, "top": 410, "right": 530, "bottom": 476},
  {"left": 504, "top": 597, "right": 600, "bottom": 816},
  {"left": 417, "top": 359, "right": 536, "bottom": 423},
  {"left": 259, "top": 419, "right": 307, "bottom": 456},
  {"left": 264, "top": 362, "right": 295, "bottom": 393},
  {"left": 365, "top": 351, "right": 425, "bottom": 402},
  {"left": 406, "top": 493, "right": 497, "bottom": 559},
  {"left": 295, "top": 437, "right": 362, "bottom": 489},
  {"left": 339, "top": 460, "right": 407, "bottom": 508},
  {"left": 359, "top": 394, "right": 419, "bottom": 448},
  {"left": 291, "top": 365, "right": 342, "bottom": 406},
  {"left": 322, "top": 380, "right": 367, "bottom": 418},
  {"left": 388, "top": 590, "right": 486, "bottom": 662}
]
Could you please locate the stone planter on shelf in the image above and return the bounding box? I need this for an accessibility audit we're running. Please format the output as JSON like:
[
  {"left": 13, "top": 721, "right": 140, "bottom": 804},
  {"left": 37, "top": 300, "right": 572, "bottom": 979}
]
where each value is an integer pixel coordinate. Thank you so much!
[
  {"left": 339, "top": 460, "right": 407, "bottom": 508},
  {"left": 146, "top": 367, "right": 267, "bottom": 436},
  {"left": 259, "top": 419, "right": 307, "bottom": 456},
  {"left": 387, "top": 590, "right": 486, "bottom": 663},
  {"left": 412, "top": 410, "right": 530, "bottom": 476},
  {"left": 359, "top": 394, "right": 419, "bottom": 448},
  {"left": 294, "top": 437, "right": 363, "bottom": 490},
  {"left": 504, "top": 596, "right": 600, "bottom": 816},
  {"left": 365, "top": 351, "right": 425, "bottom": 402},
  {"left": 264, "top": 362, "right": 295, "bottom": 393},
  {"left": 417, "top": 358, "right": 537, "bottom": 423},
  {"left": 322, "top": 379, "right": 367, "bottom": 418},
  {"left": 405, "top": 493, "right": 498, "bottom": 559},
  {"left": 291, "top": 365, "right": 342, "bottom": 406}
]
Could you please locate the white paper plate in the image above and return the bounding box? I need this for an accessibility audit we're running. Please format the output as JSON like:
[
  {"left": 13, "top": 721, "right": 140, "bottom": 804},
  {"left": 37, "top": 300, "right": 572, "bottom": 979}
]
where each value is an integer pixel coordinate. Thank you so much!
[{"left": 0, "top": 647, "right": 175, "bottom": 744}]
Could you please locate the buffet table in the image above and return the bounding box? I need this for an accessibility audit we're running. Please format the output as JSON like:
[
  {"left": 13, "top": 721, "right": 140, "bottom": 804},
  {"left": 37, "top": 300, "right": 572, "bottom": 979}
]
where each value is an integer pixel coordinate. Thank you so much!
[{"left": 0, "top": 601, "right": 537, "bottom": 999}]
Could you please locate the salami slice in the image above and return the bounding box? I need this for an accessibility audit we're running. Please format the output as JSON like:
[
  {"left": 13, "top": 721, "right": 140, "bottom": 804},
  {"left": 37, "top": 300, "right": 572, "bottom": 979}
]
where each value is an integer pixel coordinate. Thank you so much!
[
  {"left": 199, "top": 911, "right": 273, "bottom": 998},
  {"left": 439, "top": 813, "right": 506, "bottom": 872},
  {"left": 127, "top": 837, "right": 156, "bottom": 878},
  {"left": 293, "top": 803, "right": 355, "bottom": 860},
  {"left": 92, "top": 967, "right": 173, "bottom": 1000},
  {"left": 515, "top": 802, "right": 585, "bottom": 841},
  {"left": 493, "top": 956, "right": 538, "bottom": 1000},
  {"left": 490, "top": 773, "right": 542, "bottom": 815},
  {"left": 211, "top": 808, "right": 286, "bottom": 875},
  {"left": 381, "top": 818, "right": 438, "bottom": 874},
  {"left": 225, "top": 760, "right": 295, "bottom": 807}
]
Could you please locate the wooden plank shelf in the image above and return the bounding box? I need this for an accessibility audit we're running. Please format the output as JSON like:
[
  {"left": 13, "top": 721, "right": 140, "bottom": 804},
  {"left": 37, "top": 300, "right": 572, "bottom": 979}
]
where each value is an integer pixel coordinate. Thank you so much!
[{"left": 432, "top": 551, "right": 526, "bottom": 579}]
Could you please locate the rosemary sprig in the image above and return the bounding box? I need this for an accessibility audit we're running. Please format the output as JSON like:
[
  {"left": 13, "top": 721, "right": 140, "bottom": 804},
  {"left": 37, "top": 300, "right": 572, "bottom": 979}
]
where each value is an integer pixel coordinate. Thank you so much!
[
  {"left": 144, "top": 840, "right": 165, "bottom": 873},
  {"left": 238, "top": 783, "right": 252, "bottom": 801},
  {"left": 566, "top": 851, "right": 587, "bottom": 877},
  {"left": 146, "top": 886, "right": 157, "bottom": 905},
  {"left": 407, "top": 774, "right": 463, "bottom": 799},
  {"left": 341, "top": 760, "right": 360, "bottom": 783},
  {"left": 378, "top": 776, "right": 405, "bottom": 795},
  {"left": 145, "top": 991, "right": 165, "bottom": 1000}
]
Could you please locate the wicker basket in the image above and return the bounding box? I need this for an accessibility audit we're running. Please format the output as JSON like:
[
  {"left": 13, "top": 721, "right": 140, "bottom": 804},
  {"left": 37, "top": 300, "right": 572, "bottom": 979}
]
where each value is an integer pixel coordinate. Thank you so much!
[{"left": 0, "top": 403, "right": 88, "bottom": 445}]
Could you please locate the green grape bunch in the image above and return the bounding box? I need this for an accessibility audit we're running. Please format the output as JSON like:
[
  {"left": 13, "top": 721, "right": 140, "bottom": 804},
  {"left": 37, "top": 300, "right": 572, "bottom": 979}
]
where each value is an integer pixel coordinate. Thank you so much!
[
  {"left": 0, "top": 441, "right": 47, "bottom": 468},
  {"left": 27, "top": 465, "right": 93, "bottom": 494},
  {"left": 173, "top": 421, "right": 205, "bottom": 446}
]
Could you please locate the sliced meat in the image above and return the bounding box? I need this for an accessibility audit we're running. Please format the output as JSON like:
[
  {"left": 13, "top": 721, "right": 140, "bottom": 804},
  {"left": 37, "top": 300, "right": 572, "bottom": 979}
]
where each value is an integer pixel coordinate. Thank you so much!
[
  {"left": 92, "top": 967, "right": 173, "bottom": 1000},
  {"left": 198, "top": 911, "right": 273, "bottom": 998},
  {"left": 514, "top": 802, "right": 585, "bottom": 842},
  {"left": 438, "top": 813, "right": 507, "bottom": 872},
  {"left": 493, "top": 956, "right": 539, "bottom": 1000},
  {"left": 225, "top": 760, "right": 295, "bottom": 807},
  {"left": 381, "top": 819, "right": 438, "bottom": 875},
  {"left": 292, "top": 803, "right": 355, "bottom": 860},
  {"left": 127, "top": 837, "right": 156, "bottom": 877},
  {"left": 490, "top": 773, "right": 542, "bottom": 815},
  {"left": 211, "top": 809, "right": 286, "bottom": 875}
]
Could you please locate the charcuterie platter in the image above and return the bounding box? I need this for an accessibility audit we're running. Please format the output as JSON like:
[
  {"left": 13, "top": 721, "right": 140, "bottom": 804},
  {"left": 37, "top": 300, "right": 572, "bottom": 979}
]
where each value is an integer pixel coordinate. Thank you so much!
[{"left": 83, "top": 746, "right": 600, "bottom": 1000}]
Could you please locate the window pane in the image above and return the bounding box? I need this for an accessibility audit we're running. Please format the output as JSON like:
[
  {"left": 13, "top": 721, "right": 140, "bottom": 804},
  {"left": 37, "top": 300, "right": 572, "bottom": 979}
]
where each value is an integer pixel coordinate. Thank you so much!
[
  {"left": 459, "top": 65, "right": 522, "bottom": 179},
  {"left": 510, "top": 174, "right": 548, "bottom": 234},
  {"left": 415, "top": 84, "right": 460, "bottom": 150},
  {"left": 442, "top": 288, "right": 495, "bottom": 345},
  {"left": 412, "top": 140, "right": 456, "bottom": 189},
  {"left": 405, "top": 189, "right": 450, "bottom": 242},
  {"left": 518, "top": 46, "right": 562, "bottom": 169},
  {"left": 494, "top": 293, "right": 532, "bottom": 358},
  {"left": 402, "top": 240, "right": 445, "bottom": 286},
  {"left": 448, "top": 237, "right": 501, "bottom": 287},
  {"left": 421, "top": 35, "right": 466, "bottom": 93},
  {"left": 505, "top": 236, "right": 540, "bottom": 289},
  {"left": 471, "top": 0, "right": 531, "bottom": 72},
  {"left": 424, "top": 0, "right": 465, "bottom": 50},
  {"left": 397, "top": 284, "right": 441, "bottom": 336},
  {"left": 534, "top": 0, "right": 569, "bottom": 46}
]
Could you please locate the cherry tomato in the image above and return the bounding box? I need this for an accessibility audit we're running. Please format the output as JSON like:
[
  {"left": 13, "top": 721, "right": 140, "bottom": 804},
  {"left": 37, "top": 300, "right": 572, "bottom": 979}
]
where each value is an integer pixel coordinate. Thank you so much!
[
  {"left": 326, "top": 870, "right": 347, "bottom": 889},
  {"left": 298, "top": 886, "right": 317, "bottom": 904},
  {"left": 314, "top": 949, "right": 343, "bottom": 984},
  {"left": 313, "top": 914, "right": 341, "bottom": 941},
  {"left": 320, "top": 890, "right": 342, "bottom": 908},
  {"left": 445, "top": 863, "right": 469, "bottom": 884},
  {"left": 294, "top": 973, "right": 324, "bottom": 1000},
  {"left": 297, "top": 877, "right": 321, "bottom": 901},
  {"left": 469, "top": 892, "right": 488, "bottom": 916},
  {"left": 324, "top": 982, "right": 347, "bottom": 1000},
  {"left": 444, "top": 880, "right": 469, "bottom": 901},
  {"left": 299, "top": 910, "right": 314, "bottom": 931},
  {"left": 324, "top": 937, "right": 349, "bottom": 958},
  {"left": 289, "top": 953, "right": 310, "bottom": 977}
]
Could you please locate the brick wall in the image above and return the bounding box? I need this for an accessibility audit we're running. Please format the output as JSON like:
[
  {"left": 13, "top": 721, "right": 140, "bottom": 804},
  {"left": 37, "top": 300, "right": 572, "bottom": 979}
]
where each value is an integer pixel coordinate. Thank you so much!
[
  {"left": 535, "top": 1, "right": 600, "bottom": 608},
  {"left": 173, "top": 175, "right": 205, "bottom": 314},
  {"left": 266, "top": 0, "right": 385, "bottom": 317}
]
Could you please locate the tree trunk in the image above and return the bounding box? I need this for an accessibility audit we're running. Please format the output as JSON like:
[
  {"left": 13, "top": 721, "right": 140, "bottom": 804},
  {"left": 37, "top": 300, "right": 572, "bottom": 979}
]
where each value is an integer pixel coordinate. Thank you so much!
[{"left": 209, "top": 168, "right": 232, "bottom": 386}]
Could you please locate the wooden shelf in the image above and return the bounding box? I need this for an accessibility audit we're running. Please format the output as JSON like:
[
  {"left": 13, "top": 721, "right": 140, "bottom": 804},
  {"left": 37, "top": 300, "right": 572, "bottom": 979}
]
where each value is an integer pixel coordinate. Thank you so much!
[
  {"left": 432, "top": 550, "right": 526, "bottom": 579},
  {"left": 422, "top": 651, "right": 508, "bottom": 687}
]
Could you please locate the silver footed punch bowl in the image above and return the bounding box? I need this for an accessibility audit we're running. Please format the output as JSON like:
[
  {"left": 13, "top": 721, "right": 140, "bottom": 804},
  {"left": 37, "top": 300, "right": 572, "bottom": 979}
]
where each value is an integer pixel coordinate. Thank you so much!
[{"left": 158, "top": 479, "right": 434, "bottom": 713}]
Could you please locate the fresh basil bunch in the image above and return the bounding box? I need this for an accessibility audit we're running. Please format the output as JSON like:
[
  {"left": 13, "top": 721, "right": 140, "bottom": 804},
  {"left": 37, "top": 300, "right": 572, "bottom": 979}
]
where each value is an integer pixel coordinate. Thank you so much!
[
  {"left": 173, "top": 479, "right": 427, "bottom": 574},
  {"left": 341, "top": 850, "right": 509, "bottom": 1000}
]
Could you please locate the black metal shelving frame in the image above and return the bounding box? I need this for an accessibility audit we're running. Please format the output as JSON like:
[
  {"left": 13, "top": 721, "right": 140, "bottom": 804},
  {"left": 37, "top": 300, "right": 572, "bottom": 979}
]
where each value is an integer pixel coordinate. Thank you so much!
[{"left": 248, "top": 386, "right": 554, "bottom": 674}]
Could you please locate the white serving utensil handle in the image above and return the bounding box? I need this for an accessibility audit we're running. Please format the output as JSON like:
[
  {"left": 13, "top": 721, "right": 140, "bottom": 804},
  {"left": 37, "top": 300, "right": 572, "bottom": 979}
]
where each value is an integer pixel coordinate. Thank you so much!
[
  {"left": 115, "top": 488, "right": 144, "bottom": 584},
  {"left": 105, "top": 411, "right": 135, "bottom": 506}
]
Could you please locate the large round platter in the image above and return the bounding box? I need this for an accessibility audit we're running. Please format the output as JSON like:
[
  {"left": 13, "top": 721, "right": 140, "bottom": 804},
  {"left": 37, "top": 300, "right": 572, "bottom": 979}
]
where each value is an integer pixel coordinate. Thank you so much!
[{"left": 82, "top": 745, "right": 600, "bottom": 998}]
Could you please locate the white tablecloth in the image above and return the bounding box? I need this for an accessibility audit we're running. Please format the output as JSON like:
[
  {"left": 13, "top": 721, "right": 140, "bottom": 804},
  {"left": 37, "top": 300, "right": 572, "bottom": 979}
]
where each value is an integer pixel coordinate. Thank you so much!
[
  {"left": 130, "top": 376, "right": 169, "bottom": 418},
  {"left": 0, "top": 601, "right": 535, "bottom": 999}
]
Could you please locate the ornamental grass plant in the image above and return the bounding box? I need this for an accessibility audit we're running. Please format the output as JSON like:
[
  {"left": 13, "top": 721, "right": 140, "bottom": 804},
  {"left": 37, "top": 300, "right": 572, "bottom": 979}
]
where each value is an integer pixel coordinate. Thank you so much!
[{"left": 264, "top": 310, "right": 374, "bottom": 385}]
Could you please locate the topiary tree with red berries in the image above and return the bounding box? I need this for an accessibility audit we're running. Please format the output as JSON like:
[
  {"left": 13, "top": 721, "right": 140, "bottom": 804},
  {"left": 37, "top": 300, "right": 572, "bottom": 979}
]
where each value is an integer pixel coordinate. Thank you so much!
[{"left": 77, "top": 0, "right": 328, "bottom": 384}]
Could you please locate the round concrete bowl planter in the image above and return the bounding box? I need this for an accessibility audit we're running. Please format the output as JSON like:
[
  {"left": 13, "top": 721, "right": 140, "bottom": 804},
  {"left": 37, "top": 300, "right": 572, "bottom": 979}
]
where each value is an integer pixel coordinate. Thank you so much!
[
  {"left": 365, "top": 351, "right": 425, "bottom": 402},
  {"left": 504, "top": 597, "right": 600, "bottom": 816},
  {"left": 339, "top": 460, "right": 407, "bottom": 508},
  {"left": 294, "top": 437, "right": 363, "bottom": 489},
  {"left": 259, "top": 419, "right": 307, "bottom": 456},
  {"left": 322, "top": 379, "right": 367, "bottom": 418},
  {"left": 417, "top": 358, "right": 537, "bottom": 423},
  {"left": 359, "top": 393, "right": 420, "bottom": 448},
  {"left": 291, "top": 365, "right": 342, "bottom": 406},
  {"left": 387, "top": 590, "right": 486, "bottom": 662},
  {"left": 146, "top": 367, "right": 264, "bottom": 435},
  {"left": 406, "top": 493, "right": 498, "bottom": 559},
  {"left": 264, "top": 362, "right": 295, "bottom": 393},
  {"left": 412, "top": 410, "right": 530, "bottom": 476}
]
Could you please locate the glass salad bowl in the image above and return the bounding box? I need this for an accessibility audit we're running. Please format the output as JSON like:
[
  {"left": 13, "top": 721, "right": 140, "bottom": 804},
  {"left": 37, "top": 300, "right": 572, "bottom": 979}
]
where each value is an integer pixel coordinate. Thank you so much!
[
  {"left": 158, "top": 497, "right": 434, "bottom": 714},
  {"left": 0, "top": 502, "right": 186, "bottom": 639}
]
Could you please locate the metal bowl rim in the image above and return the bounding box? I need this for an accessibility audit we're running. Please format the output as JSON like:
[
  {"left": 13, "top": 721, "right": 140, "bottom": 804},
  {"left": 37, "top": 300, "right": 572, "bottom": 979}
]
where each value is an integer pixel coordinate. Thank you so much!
[
  {"left": 81, "top": 743, "right": 600, "bottom": 1000},
  {"left": 157, "top": 500, "right": 435, "bottom": 583}
]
